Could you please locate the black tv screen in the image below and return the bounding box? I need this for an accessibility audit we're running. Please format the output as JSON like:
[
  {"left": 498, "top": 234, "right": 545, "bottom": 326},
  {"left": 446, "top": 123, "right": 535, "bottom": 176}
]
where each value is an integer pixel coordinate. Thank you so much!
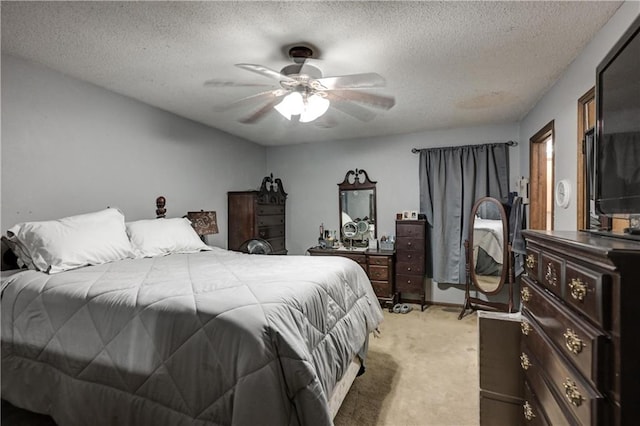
[{"left": 595, "top": 15, "right": 640, "bottom": 216}]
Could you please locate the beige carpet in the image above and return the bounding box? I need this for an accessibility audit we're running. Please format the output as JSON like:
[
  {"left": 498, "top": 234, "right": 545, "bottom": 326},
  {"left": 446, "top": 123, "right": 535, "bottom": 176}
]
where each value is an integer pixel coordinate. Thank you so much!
[{"left": 334, "top": 305, "right": 479, "bottom": 426}]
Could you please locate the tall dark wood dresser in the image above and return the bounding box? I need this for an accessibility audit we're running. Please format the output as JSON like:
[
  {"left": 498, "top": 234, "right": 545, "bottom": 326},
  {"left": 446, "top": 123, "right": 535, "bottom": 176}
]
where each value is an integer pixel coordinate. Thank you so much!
[
  {"left": 519, "top": 230, "right": 640, "bottom": 425},
  {"left": 228, "top": 174, "right": 287, "bottom": 255},
  {"left": 395, "top": 219, "right": 427, "bottom": 310}
]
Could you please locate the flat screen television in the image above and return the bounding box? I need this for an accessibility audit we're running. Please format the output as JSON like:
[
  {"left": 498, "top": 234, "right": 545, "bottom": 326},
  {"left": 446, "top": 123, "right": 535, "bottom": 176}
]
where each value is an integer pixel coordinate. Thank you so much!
[{"left": 595, "top": 15, "right": 640, "bottom": 218}]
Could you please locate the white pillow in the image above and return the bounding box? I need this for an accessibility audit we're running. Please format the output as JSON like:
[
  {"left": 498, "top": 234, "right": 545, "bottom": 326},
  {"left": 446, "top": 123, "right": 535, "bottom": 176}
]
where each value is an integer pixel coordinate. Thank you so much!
[
  {"left": 7, "top": 208, "right": 134, "bottom": 274},
  {"left": 1, "top": 234, "right": 36, "bottom": 270},
  {"left": 126, "top": 217, "right": 212, "bottom": 258}
]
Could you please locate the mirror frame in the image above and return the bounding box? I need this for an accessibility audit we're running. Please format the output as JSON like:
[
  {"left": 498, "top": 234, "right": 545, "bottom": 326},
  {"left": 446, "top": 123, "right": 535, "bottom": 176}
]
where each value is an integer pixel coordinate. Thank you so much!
[
  {"left": 338, "top": 169, "right": 377, "bottom": 239},
  {"left": 459, "top": 196, "right": 514, "bottom": 319},
  {"left": 469, "top": 197, "right": 509, "bottom": 295}
]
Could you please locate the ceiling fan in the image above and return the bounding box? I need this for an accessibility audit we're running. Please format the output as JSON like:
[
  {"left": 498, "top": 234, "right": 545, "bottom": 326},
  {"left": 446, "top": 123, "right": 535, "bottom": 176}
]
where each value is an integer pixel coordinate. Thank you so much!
[{"left": 205, "top": 45, "right": 396, "bottom": 124}]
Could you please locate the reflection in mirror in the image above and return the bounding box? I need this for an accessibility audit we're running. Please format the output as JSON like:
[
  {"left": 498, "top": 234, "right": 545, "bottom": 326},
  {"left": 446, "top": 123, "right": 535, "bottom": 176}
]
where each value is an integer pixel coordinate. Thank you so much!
[
  {"left": 459, "top": 196, "right": 514, "bottom": 319},
  {"left": 338, "top": 169, "right": 377, "bottom": 247},
  {"left": 472, "top": 201, "right": 506, "bottom": 293}
]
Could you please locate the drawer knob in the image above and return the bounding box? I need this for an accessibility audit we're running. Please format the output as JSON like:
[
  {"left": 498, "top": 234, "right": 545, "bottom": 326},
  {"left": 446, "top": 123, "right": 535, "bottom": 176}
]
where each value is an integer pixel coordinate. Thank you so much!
[
  {"left": 407, "top": 254, "right": 412, "bottom": 259},
  {"left": 520, "top": 352, "right": 531, "bottom": 370},
  {"left": 563, "top": 329, "right": 585, "bottom": 355},
  {"left": 545, "top": 262, "right": 558, "bottom": 287},
  {"left": 563, "top": 378, "right": 585, "bottom": 407},
  {"left": 521, "top": 287, "right": 531, "bottom": 303},
  {"left": 520, "top": 321, "right": 531, "bottom": 336},
  {"left": 569, "top": 278, "right": 587, "bottom": 302},
  {"left": 523, "top": 401, "right": 536, "bottom": 421},
  {"left": 526, "top": 254, "right": 536, "bottom": 270},
  {"left": 406, "top": 267, "right": 412, "bottom": 272},
  {"left": 407, "top": 242, "right": 412, "bottom": 247}
]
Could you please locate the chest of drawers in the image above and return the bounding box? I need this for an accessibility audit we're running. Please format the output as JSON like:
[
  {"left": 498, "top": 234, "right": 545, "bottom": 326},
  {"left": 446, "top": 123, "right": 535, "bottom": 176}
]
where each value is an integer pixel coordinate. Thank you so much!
[
  {"left": 307, "top": 247, "right": 396, "bottom": 310},
  {"left": 228, "top": 175, "right": 287, "bottom": 255},
  {"left": 395, "top": 219, "right": 427, "bottom": 311},
  {"left": 520, "top": 230, "right": 640, "bottom": 425}
]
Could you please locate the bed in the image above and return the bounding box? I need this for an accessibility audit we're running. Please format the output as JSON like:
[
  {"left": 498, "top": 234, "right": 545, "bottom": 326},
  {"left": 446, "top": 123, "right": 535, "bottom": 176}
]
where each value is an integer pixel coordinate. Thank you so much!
[{"left": 1, "top": 200, "right": 383, "bottom": 425}]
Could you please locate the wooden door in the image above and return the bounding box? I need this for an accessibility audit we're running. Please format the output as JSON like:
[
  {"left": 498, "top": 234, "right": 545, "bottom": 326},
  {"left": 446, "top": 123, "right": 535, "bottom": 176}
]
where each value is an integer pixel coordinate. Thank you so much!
[{"left": 529, "top": 121, "right": 554, "bottom": 230}]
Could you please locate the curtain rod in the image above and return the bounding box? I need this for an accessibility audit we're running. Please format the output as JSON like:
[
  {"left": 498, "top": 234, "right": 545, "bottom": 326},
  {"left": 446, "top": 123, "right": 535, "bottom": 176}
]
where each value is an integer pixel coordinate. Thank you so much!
[{"left": 411, "top": 140, "right": 517, "bottom": 154}]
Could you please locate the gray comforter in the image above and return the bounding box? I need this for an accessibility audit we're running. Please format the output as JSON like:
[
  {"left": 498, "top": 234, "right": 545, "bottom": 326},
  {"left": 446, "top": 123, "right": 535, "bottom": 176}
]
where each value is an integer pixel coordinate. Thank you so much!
[{"left": 1, "top": 248, "right": 383, "bottom": 426}]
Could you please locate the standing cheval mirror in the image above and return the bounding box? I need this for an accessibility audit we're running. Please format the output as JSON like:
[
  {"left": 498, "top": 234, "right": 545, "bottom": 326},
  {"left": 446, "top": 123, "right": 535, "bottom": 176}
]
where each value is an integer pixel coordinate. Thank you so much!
[{"left": 458, "top": 197, "right": 514, "bottom": 319}]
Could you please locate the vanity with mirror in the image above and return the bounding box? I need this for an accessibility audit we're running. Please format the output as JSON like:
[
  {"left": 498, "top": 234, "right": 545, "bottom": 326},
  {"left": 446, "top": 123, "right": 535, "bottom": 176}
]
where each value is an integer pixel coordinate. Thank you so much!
[
  {"left": 308, "top": 169, "right": 397, "bottom": 310},
  {"left": 339, "top": 169, "right": 376, "bottom": 247},
  {"left": 459, "top": 196, "right": 515, "bottom": 319}
]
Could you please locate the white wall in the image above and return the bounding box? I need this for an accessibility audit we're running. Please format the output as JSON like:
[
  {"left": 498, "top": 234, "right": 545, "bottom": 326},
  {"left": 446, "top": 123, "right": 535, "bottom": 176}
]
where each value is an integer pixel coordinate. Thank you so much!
[
  {"left": 1, "top": 54, "right": 267, "bottom": 248},
  {"left": 519, "top": 1, "right": 640, "bottom": 231},
  {"left": 267, "top": 123, "right": 520, "bottom": 304}
]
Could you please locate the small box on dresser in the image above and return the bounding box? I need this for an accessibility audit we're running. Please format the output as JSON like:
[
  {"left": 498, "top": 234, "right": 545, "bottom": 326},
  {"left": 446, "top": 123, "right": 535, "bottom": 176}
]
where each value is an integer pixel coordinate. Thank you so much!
[
  {"left": 395, "top": 219, "right": 427, "bottom": 310},
  {"left": 519, "top": 230, "right": 640, "bottom": 425}
]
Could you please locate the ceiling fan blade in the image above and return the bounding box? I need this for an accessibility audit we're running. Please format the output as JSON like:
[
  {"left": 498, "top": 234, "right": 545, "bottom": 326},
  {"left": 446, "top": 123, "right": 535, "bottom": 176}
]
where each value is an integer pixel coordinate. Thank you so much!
[
  {"left": 313, "top": 115, "right": 338, "bottom": 129},
  {"left": 314, "top": 73, "right": 386, "bottom": 90},
  {"left": 214, "top": 89, "right": 288, "bottom": 112},
  {"left": 327, "top": 89, "right": 396, "bottom": 110},
  {"left": 238, "top": 96, "right": 286, "bottom": 124},
  {"left": 235, "top": 63, "right": 298, "bottom": 84},
  {"left": 325, "top": 92, "right": 377, "bottom": 122},
  {"left": 204, "top": 79, "right": 273, "bottom": 88}
]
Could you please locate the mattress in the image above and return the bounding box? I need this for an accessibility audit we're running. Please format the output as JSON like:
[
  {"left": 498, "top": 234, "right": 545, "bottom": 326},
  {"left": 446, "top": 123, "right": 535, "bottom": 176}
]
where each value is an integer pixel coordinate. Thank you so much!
[{"left": 1, "top": 248, "right": 383, "bottom": 425}]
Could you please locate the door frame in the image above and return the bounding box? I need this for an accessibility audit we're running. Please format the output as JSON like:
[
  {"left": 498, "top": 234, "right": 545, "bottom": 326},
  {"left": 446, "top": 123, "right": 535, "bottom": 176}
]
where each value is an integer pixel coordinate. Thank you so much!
[
  {"left": 577, "top": 88, "right": 595, "bottom": 230},
  {"left": 529, "top": 121, "right": 555, "bottom": 230}
]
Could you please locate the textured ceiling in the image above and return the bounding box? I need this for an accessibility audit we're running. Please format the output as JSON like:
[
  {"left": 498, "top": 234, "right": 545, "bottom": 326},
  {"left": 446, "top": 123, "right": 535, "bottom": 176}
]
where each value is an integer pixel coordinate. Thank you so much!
[{"left": 1, "top": 1, "right": 623, "bottom": 146}]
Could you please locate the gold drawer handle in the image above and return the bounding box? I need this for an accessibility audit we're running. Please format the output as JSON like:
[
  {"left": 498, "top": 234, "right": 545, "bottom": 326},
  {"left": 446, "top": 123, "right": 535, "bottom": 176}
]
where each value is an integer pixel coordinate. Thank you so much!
[
  {"left": 569, "top": 278, "right": 587, "bottom": 302},
  {"left": 523, "top": 401, "right": 536, "bottom": 421},
  {"left": 563, "top": 378, "right": 585, "bottom": 407},
  {"left": 521, "top": 321, "right": 531, "bottom": 336},
  {"left": 563, "top": 329, "right": 585, "bottom": 355},
  {"left": 520, "top": 352, "right": 531, "bottom": 370},
  {"left": 545, "top": 262, "right": 558, "bottom": 287},
  {"left": 526, "top": 254, "right": 536, "bottom": 270},
  {"left": 521, "top": 286, "right": 531, "bottom": 303}
]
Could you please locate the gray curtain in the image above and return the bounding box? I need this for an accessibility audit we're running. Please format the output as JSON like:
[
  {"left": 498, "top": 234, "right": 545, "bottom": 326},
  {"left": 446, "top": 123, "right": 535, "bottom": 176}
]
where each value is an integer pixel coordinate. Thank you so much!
[{"left": 419, "top": 143, "right": 509, "bottom": 284}]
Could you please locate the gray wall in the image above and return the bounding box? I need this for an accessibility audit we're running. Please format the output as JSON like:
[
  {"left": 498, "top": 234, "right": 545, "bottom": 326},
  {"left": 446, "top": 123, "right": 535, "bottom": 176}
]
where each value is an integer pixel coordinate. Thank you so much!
[
  {"left": 519, "top": 1, "right": 640, "bottom": 231},
  {"left": 1, "top": 54, "right": 266, "bottom": 248},
  {"left": 267, "top": 123, "right": 520, "bottom": 305},
  {"left": 2, "top": 1, "right": 638, "bottom": 304}
]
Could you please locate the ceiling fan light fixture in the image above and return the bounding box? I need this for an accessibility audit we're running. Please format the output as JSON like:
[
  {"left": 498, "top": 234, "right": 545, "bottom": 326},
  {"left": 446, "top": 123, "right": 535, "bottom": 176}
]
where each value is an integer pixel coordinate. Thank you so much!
[
  {"left": 274, "top": 92, "right": 304, "bottom": 120},
  {"left": 274, "top": 92, "right": 329, "bottom": 123},
  {"left": 300, "top": 94, "right": 330, "bottom": 123}
]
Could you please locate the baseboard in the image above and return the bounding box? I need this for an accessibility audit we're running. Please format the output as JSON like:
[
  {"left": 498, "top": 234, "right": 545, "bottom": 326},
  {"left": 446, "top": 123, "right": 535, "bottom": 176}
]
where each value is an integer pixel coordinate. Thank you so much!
[{"left": 397, "top": 297, "right": 463, "bottom": 309}]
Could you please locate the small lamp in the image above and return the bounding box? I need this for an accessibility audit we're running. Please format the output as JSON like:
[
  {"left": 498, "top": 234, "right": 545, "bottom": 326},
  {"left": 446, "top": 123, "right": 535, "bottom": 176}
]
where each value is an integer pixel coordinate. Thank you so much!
[{"left": 187, "top": 210, "right": 219, "bottom": 242}]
